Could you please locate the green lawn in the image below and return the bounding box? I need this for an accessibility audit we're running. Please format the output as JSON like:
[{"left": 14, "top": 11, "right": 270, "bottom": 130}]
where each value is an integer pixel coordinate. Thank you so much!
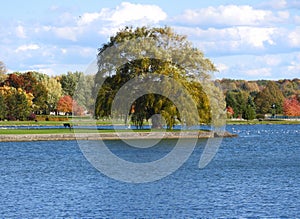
[
  {"left": 0, "top": 127, "right": 208, "bottom": 135},
  {"left": 0, "top": 118, "right": 299, "bottom": 135},
  {"left": 0, "top": 128, "right": 77, "bottom": 135},
  {"left": 0, "top": 120, "right": 124, "bottom": 126}
]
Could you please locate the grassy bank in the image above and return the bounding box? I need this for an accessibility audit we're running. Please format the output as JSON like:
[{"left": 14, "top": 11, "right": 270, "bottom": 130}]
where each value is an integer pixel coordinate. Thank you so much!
[
  {"left": 0, "top": 128, "right": 185, "bottom": 135},
  {"left": 0, "top": 119, "right": 299, "bottom": 135}
]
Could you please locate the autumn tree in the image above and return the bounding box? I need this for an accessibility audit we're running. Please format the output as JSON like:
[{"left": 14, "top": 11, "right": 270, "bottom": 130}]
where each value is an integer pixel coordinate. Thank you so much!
[
  {"left": 95, "top": 26, "right": 224, "bottom": 129},
  {"left": 3, "top": 72, "right": 48, "bottom": 114},
  {"left": 42, "top": 77, "right": 62, "bottom": 113},
  {"left": 226, "top": 106, "right": 234, "bottom": 118},
  {"left": 0, "top": 86, "right": 33, "bottom": 120},
  {"left": 283, "top": 96, "right": 300, "bottom": 116},
  {"left": 57, "top": 95, "right": 73, "bottom": 115},
  {"left": 254, "top": 81, "right": 284, "bottom": 114}
]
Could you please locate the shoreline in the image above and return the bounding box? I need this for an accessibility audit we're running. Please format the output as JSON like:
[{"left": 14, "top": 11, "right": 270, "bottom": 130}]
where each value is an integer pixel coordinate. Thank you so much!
[{"left": 0, "top": 131, "right": 237, "bottom": 142}]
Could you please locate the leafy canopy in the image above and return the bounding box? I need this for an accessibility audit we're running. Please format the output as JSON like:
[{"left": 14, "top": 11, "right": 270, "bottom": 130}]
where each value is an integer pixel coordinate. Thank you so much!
[{"left": 95, "top": 26, "right": 225, "bottom": 129}]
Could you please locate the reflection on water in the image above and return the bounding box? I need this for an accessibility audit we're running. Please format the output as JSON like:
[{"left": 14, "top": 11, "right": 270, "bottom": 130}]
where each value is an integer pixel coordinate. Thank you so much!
[{"left": 0, "top": 124, "right": 299, "bottom": 218}]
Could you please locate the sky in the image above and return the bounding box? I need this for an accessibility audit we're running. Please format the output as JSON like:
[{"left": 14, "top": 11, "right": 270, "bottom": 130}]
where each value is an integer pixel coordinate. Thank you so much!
[{"left": 0, "top": 0, "right": 300, "bottom": 80}]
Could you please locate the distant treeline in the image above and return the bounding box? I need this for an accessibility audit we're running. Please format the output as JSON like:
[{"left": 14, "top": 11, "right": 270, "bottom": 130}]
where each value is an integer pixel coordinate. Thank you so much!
[
  {"left": 0, "top": 69, "right": 299, "bottom": 121},
  {"left": 216, "top": 78, "right": 300, "bottom": 119}
]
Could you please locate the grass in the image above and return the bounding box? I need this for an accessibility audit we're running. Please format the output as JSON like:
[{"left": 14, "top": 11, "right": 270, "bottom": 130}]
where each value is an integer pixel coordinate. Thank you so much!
[
  {"left": 0, "top": 118, "right": 299, "bottom": 135},
  {"left": 0, "top": 119, "right": 134, "bottom": 126},
  {"left": 0, "top": 128, "right": 76, "bottom": 135},
  {"left": 0, "top": 127, "right": 207, "bottom": 135}
]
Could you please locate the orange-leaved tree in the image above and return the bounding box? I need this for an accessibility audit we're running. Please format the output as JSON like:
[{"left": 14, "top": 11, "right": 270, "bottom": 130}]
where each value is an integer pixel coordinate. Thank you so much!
[
  {"left": 57, "top": 95, "right": 73, "bottom": 114},
  {"left": 57, "top": 95, "right": 85, "bottom": 115},
  {"left": 283, "top": 96, "right": 300, "bottom": 116}
]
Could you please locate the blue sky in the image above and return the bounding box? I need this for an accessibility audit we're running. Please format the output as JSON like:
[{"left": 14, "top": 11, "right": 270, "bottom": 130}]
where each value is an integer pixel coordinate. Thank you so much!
[{"left": 0, "top": 0, "right": 300, "bottom": 79}]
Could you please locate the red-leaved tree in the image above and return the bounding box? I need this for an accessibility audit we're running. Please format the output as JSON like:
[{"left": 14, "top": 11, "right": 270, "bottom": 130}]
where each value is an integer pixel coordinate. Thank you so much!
[
  {"left": 57, "top": 95, "right": 73, "bottom": 114},
  {"left": 57, "top": 95, "right": 85, "bottom": 115},
  {"left": 283, "top": 96, "right": 300, "bottom": 116},
  {"left": 226, "top": 106, "right": 234, "bottom": 118}
]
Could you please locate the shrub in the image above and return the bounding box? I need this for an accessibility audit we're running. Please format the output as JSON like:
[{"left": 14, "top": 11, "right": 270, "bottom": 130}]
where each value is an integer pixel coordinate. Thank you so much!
[{"left": 28, "top": 113, "right": 36, "bottom": 121}]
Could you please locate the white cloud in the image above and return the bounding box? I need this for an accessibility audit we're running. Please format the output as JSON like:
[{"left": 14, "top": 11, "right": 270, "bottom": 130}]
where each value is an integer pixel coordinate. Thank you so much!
[
  {"left": 244, "top": 68, "right": 272, "bottom": 77},
  {"left": 2, "top": 1, "right": 299, "bottom": 80},
  {"left": 215, "top": 63, "right": 229, "bottom": 72},
  {"left": 27, "top": 64, "right": 89, "bottom": 76},
  {"left": 174, "top": 5, "right": 287, "bottom": 27},
  {"left": 237, "top": 27, "right": 276, "bottom": 48},
  {"left": 77, "top": 12, "right": 102, "bottom": 26},
  {"left": 258, "top": 55, "right": 282, "bottom": 66},
  {"left": 34, "top": 2, "right": 167, "bottom": 42},
  {"left": 288, "top": 27, "right": 300, "bottom": 47},
  {"left": 52, "top": 27, "right": 79, "bottom": 41},
  {"left": 16, "top": 25, "right": 26, "bottom": 38},
  {"left": 175, "top": 26, "right": 276, "bottom": 55},
  {"left": 287, "top": 61, "right": 300, "bottom": 71},
  {"left": 15, "top": 44, "right": 40, "bottom": 53},
  {"left": 103, "top": 2, "right": 167, "bottom": 25},
  {"left": 76, "top": 2, "right": 167, "bottom": 30}
]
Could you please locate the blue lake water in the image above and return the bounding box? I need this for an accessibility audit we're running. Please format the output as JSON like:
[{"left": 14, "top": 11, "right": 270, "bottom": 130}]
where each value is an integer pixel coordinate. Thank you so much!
[{"left": 0, "top": 124, "right": 299, "bottom": 218}]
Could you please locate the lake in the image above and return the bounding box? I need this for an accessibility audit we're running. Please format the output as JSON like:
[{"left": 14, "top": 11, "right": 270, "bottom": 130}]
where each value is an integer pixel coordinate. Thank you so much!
[{"left": 0, "top": 124, "right": 299, "bottom": 218}]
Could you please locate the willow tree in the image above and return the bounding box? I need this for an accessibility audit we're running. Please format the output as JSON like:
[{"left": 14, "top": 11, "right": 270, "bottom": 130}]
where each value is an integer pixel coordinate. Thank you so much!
[{"left": 95, "top": 26, "right": 225, "bottom": 129}]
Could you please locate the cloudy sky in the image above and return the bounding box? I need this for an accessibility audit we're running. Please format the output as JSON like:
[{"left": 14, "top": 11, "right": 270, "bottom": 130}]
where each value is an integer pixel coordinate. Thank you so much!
[{"left": 0, "top": 0, "right": 299, "bottom": 79}]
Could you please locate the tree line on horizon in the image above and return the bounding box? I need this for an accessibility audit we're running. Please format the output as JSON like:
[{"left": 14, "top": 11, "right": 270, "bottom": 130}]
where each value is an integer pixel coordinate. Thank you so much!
[
  {"left": 0, "top": 62, "right": 299, "bottom": 122},
  {"left": 217, "top": 78, "right": 300, "bottom": 119}
]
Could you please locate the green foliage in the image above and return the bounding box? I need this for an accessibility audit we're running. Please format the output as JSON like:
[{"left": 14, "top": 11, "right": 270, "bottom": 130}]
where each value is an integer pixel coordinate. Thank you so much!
[
  {"left": 60, "top": 72, "right": 79, "bottom": 97},
  {"left": 42, "top": 77, "right": 63, "bottom": 113},
  {"left": 0, "top": 94, "right": 5, "bottom": 120},
  {"left": 95, "top": 26, "right": 219, "bottom": 129},
  {"left": 2, "top": 72, "right": 48, "bottom": 115},
  {"left": 254, "top": 81, "right": 284, "bottom": 114},
  {"left": 3, "top": 87, "right": 31, "bottom": 120},
  {"left": 73, "top": 73, "right": 95, "bottom": 113},
  {"left": 225, "top": 91, "right": 244, "bottom": 118},
  {"left": 225, "top": 90, "right": 256, "bottom": 120},
  {"left": 243, "top": 105, "right": 256, "bottom": 120}
]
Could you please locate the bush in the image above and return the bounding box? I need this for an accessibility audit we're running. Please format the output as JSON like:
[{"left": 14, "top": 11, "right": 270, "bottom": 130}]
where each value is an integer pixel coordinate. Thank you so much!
[
  {"left": 36, "top": 115, "right": 69, "bottom": 121},
  {"left": 7, "top": 115, "right": 16, "bottom": 121},
  {"left": 28, "top": 113, "right": 36, "bottom": 121}
]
